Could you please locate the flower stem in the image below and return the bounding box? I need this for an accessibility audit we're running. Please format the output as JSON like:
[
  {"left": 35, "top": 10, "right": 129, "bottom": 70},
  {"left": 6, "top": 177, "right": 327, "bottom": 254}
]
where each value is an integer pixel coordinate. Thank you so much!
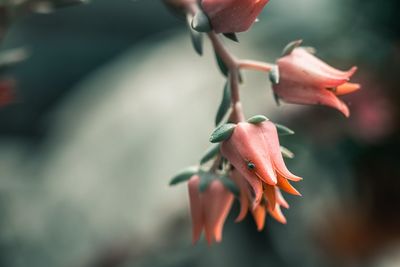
[
  {"left": 182, "top": 0, "right": 273, "bottom": 123},
  {"left": 238, "top": 60, "right": 273, "bottom": 72}
]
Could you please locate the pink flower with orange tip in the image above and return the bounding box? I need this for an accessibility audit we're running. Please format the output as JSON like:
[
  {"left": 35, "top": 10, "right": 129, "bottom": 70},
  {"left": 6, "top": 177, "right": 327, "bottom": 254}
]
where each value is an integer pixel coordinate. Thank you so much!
[
  {"left": 272, "top": 41, "right": 360, "bottom": 117},
  {"left": 201, "top": 0, "right": 270, "bottom": 33},
  {"left": 218, "top": 119, "right": 302, "bottom": 207},
  {"left": 230, "top": 170, "right": 290, "bottom": 231},
  {"left": 188, "top": 175, "right": 234, "bottom": 244}
]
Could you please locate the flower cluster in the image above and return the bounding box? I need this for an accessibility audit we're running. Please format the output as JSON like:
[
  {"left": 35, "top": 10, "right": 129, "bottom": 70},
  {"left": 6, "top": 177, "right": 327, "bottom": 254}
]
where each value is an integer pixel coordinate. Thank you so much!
[{"left": 165, "top": 0, "right": 361, "bottom": 244}]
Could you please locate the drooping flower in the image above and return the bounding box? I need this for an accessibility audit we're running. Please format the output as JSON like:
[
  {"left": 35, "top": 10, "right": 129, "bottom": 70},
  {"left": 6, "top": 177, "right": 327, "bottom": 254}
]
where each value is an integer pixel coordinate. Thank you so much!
[
  {"left": 220, "top": 120, "right": 302, "bottom": 207},
  {"left": 201, "top": 0, "right": 270, "bottom": 33},
  {"left": 230, "top": 169, "right": 290, "bottom": 231},
  {"left": 188, "top": 175, "right": 234, "bottom": 244},
  {"left": 273, "top": 45, "right": 360, "bottom": 117}
]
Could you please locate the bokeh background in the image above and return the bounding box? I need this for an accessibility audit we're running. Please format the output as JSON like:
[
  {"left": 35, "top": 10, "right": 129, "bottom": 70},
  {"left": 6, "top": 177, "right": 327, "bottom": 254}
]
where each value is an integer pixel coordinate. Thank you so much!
[{"left": 0, "top": 0, "right": 399, "bottom": 266}]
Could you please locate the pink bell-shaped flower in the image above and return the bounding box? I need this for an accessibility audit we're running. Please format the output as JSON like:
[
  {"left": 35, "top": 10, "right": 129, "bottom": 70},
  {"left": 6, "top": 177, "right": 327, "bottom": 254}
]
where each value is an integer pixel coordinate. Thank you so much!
[
  {"left": 221, "top": 120, "right": 301, "bottom": 206},
  {"left": 273, "top": 45, "right": 360, "bottom": 117},
  {"left": 201, "top": 0, "right": 270, "bottom": 33},
  {"left": 188, "top": 175, "right": 234, "bottom": 244}
]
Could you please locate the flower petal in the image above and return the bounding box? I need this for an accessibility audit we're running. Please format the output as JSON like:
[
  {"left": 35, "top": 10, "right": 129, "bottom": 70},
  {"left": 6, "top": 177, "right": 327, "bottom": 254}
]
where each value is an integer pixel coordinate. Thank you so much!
[
  {"left": 275, "top": 187, "right": 289, "bottom": 209},
  {"left": 259, "top": 121, "right": 302, "bottom": 181},
  {"left": 230, "top": 170, "right": 250, "bottom": 222},
  {"left": 334, "top": 82, "right": 361, "bottom": 96},
  {"left": 201, "top": 0, "right": 270, "bottom": 33},
  {"left": 277, "top": 173, "right": 302, "bottom": 196},
  {"left": 268, "top": 204, "right": 287, "bottom": 224},
  {"left": 188, "top": 175, "right": 204, "bottom": 243},
  {"left": 273, "top": 79, "right": 350, "bottom": 117},
  {"left": 221, "top": 141, "right": 264, "bottom": 205},
  {"left": 203, "top": 180, "right": 234, "bottom": 244},
  {"left": 251, "top": 205, "right": 266, "bottom": 231},
  {"left": 292, "top": 48, "right": 357, "bottom": 79},
  {"left": 264, "top": 184, "right": 276, "bottom": 210},
  {"left": 278, "top": 49, "right": 351, "bottom": 88}
]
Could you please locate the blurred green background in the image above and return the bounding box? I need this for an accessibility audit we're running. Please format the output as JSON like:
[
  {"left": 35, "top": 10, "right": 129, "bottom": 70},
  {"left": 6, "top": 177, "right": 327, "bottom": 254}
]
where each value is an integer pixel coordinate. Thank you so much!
[{"left": 0, "top": 0, "right": 399, "bottom": 266}]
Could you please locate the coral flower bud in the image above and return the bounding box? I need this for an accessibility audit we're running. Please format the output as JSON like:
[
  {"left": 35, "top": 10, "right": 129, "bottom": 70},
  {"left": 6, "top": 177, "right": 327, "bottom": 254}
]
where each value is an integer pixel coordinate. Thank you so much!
[
  {"left": 201, "top": 0, "right": 270, "bottom": 33},
  {"left": 273, "top": 46, "right": 360, "bottom": 117},
  {"left": 188, "top": 175, "right": 234, "bottom": 244}
]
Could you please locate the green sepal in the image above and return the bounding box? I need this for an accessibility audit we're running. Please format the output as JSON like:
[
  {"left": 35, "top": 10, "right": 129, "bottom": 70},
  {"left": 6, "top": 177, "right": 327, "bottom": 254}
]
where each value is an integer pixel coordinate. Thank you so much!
[
  {"left": 280, "top": 146, "right": 294, "bottom": 159},
  {"left": 198, "top": 171, "right": 215, "bottom": 192},
  {"left": 219, "top": 175, "right": 240, "bottom": 197},
  {"left": 247, "top": 115, "right": 269, "bottom": 124},
  {"left": 269, "top": 65, "right": 280, "bottom": 84},
  {"left": 281, "top": 39, "right": 303, "bottom": 57},
  {"left": 215, "top": 52, "right": 228, "bottom": 77},
  {"left": 169, "top": 166, "right": 199, "bottom": 186},
  {"left": 275, "top": 123, "right": 295, "bottom": 136},
  {"left": 210, "top": 123, "right": 236, "bottom": 143},
  {"left": 186, "top": 13, "right": 203, "bottom": 56},
  {"left": 215, "top": 81, "right": 231, "bottom": 126},
  {"left": 191, "top": 10, "right": 212, "bottom": 33},
  {"left": 200, "top": 143, "right": 221, "bottom": 165},
  {"left": 223, "top": 33, "right": 239, "bottom": 43}
]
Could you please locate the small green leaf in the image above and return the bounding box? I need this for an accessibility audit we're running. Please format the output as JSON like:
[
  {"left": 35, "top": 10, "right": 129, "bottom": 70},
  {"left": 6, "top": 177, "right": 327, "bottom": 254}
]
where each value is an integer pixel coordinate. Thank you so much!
[
  {"left": 275, "top": 123, "right": 295, "bottom": 136},
  {"left": 210, "top": 123, "right": 236, "bottom": 143},
  {"left": 281, "top": 39, "right": 303, "bottom": 57},
  {"left": 186, "top": 14, "right": 203, "bottom": 56},
  {"left": 223, "top": 33, "right": 239, "bottom": 42},
  {"left": 169, "top": 166, "right": 198, "bottom": 186},
  {"left": 215, "top": 81, "right": 232, "bottom": 126},
  {"left": 269, "top": 65, "right": 280, "bottom": 84},
  {"left": 200, "top": 143, "right": 221, "bottom": 165},
  {"left": 280, "top": 146, "right": 294, "bottom": 159},
  {"left": 220, "top": 175, "right": 240, "bottom": 197},
  {"left": 247, "top": 115, "right": 269, "bottom": 124},
  {"left": 215, "top": 52, "right": 228, "bottom": 77},
  {"left": 191, "top": 10, "right": 212, "bottom": 32},
  {"left": 199, "top": 171, "right": 215, "bottom": 192}
]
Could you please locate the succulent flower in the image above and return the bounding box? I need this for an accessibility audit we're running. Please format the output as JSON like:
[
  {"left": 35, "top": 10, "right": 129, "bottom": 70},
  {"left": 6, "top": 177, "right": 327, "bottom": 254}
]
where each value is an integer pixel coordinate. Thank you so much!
[
  {"left": 273, "top": 44, "right": 360, "bottom": 117},
  {"left": 220, "top": 120, "right": 302, "bottom": 206},
  {"left": 201, "top": 0, "right": 270, "bottom": 33},
  {"left": 188, "top": 175, "right": 234, "bottom": 244},
  {"left": 231, "top": 169, "right": 291, "bottom": 231}
]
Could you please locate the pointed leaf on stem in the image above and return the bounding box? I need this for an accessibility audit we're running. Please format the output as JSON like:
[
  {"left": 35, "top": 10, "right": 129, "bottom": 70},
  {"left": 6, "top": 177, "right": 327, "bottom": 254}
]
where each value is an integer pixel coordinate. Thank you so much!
[
  {"left": 220, "top": 175, "right": 240, "bottom": 197},
  {"left": 247, "top": 115, "right": 269, "bottom": 124},
  {"left": 215, "top": 81, "right": 232, "bottom": 126},
  {"left": 186, "top": 14, "right": 203, "bottom": 56},
  {"left": 275, "top": 123, "right": 295, "bottom": 136},
  {"left": 169, "top": 166, "right": 199, "bottom": 186},
  {"left": 280, "top": 146, "right": 295, "bottom": 159},
  {"left": 215, "top": 52, "right": 229, "bottom": 77},
  {"left": 269, "top": 65, "right": 280, "bottom": 84},
  {"left": 191, "top": 9, "right": 212, "bottom": 32},
  {"left": 200, "top": 143, "right": 221, "bottom": 165},
  {"left": 199, "top": 171, "right": 215, "bottom": 192},
  {"left": 210, "top": 123, "right": 237, "bottom": 143},
  {"left": 282, "top": 39, "right": 303, "bottom": 57},
  {"left": 223, "top": 33, "right": 239, "bottom": 43}
]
